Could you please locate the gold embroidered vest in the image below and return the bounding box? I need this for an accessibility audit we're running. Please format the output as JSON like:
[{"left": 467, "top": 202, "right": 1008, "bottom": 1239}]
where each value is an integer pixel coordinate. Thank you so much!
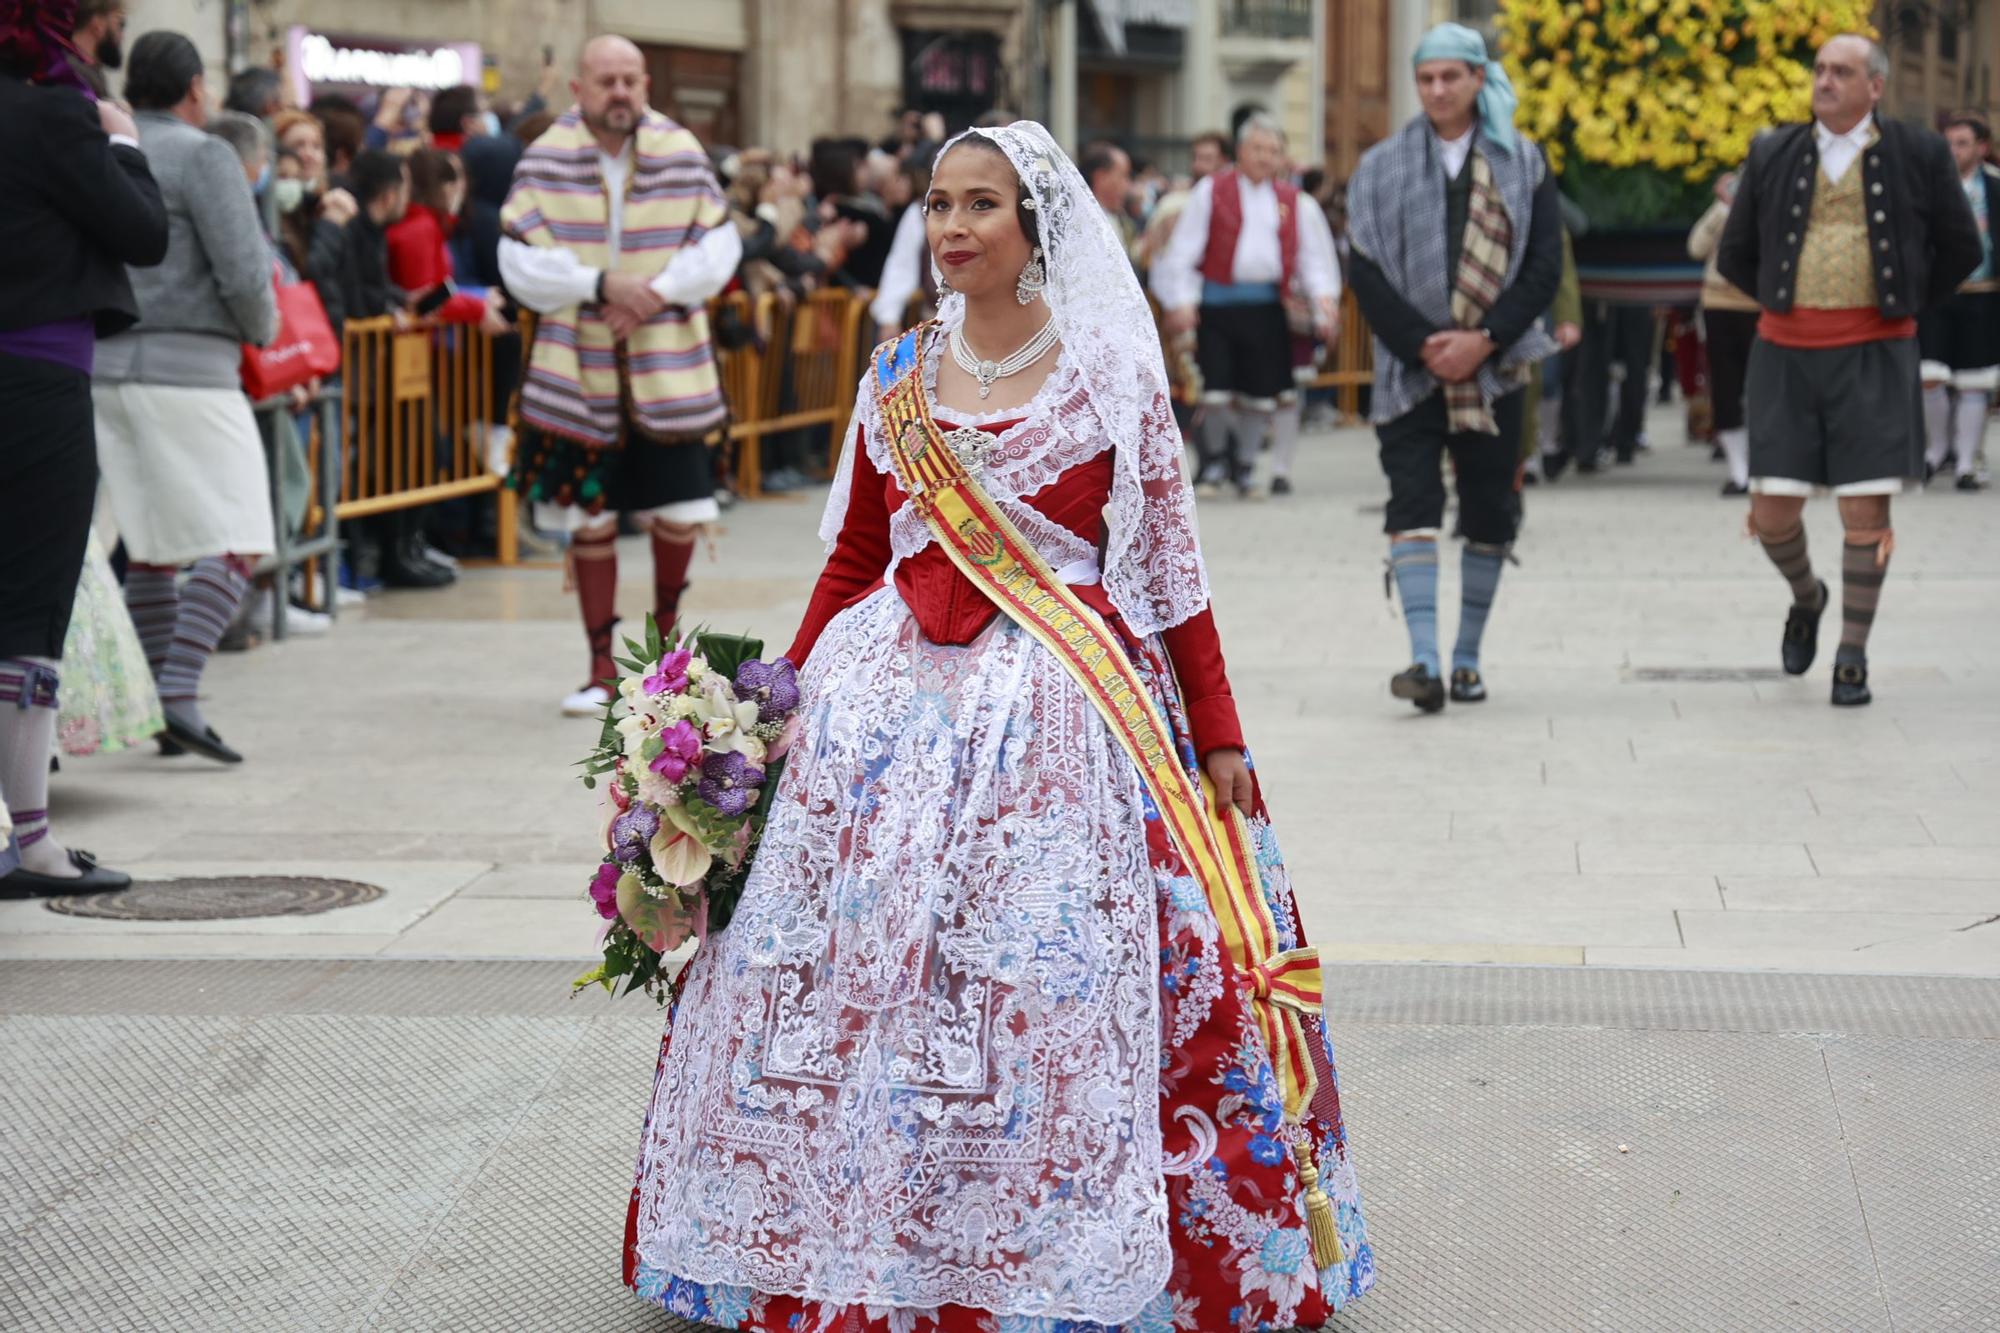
[{"left": 1795, "top": 136, "right": 1880, "bottom": 309}]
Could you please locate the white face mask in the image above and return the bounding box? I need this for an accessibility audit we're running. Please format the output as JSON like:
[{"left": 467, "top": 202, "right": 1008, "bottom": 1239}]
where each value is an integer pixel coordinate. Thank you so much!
[
  {"left": 479, "top": 111, "right": 502, "bottom": 138},
  {"left": 273, "top": 177, "right": 306, "bottom": 214}
]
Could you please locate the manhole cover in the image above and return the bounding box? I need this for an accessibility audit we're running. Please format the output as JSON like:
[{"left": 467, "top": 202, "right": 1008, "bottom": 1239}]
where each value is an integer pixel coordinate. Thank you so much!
[
  {"left": 1626, "top": 667, "right": 1790, "bottom": 683},
  {"left": 44, "top": 875, "right": 386, "bottom": 921}
]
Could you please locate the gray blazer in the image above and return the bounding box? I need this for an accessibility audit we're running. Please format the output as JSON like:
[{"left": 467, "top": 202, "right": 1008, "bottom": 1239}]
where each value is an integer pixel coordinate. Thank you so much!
[{"left": 119, "top": 110, "right": 278, "bottom": 350}]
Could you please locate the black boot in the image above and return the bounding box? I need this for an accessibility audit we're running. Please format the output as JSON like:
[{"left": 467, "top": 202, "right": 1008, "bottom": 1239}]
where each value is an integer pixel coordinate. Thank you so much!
[
  {"left": 1782, "top": 580, "right": 1827, "bottom": 676},
  {"left": 1449, "top": 667, "right": 1487, "bottom": 703}
]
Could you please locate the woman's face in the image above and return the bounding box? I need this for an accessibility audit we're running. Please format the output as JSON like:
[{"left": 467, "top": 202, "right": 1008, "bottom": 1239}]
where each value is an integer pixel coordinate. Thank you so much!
[
  {"left": 282, "top": 122, "right": 326, "bottom": 189},
  {"left": 925, "top": 144, "right": 1033, "bottom": 305}
]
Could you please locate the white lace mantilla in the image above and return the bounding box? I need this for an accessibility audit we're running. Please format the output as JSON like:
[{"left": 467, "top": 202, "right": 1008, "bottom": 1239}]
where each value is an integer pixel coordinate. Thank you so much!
[
  {"left": 819, "top": 119, "right": 1212, "bottom": 640},
  {"left": 632, "top": 592, "right": 1172, "bottom": 1322}
]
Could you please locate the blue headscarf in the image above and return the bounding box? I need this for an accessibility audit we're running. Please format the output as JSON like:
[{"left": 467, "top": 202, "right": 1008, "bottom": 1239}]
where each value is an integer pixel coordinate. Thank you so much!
[{"left": 1413, "top": 22, "right": 1516, "bottom": 150}]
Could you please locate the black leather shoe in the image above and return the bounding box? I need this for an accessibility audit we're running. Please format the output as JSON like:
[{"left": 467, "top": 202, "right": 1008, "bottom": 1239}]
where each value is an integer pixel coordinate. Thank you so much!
[
  {"left": 1, "top": 849, "right": 133, "bottom": 898},
  {"left": 1720, "top": 480, "right": 1749, "bottom": 497},
  {"left": 1449, "top": 667, "right": 1487, "bottom": 703},
  {"left": 1957, "top": 474, "right": 1984, "bottom": 492},
  {"left": 1781, "top": 580, "right": 1827, "bottom": 676},
  {"left": 1831, "top": 660, "right": 1872, "bottom": 707},
  {"left": 155, "top": 732, "right": 185, "bottom": 757},
  {"left": 1270, "top": 476, "right": 1293, "bottom": 496},
  {"left": 164, "top": 714, "right": 243, "bottom": 764},
  {"left": 1391, "top": 664, "right": 1447, "bottom": 713}
]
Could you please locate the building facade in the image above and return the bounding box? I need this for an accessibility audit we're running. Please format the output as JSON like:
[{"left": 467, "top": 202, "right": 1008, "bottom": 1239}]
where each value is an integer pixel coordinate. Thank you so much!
[{"left": 127, "top": 1, "right": 1340, "bottom": 173}]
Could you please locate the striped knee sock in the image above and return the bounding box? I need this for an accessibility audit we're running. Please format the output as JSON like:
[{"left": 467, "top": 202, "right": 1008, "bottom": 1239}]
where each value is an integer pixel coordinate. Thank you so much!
[
  {"left": 0, "top": 657, "right": 67, "bottom": 873},
  {"left": 1389, "top": 539, "right": 1441, "bottom": 676},
  {"left": 1452, "top": 543, "right": 1507, "bottom": 673},
  {"left": 1756, "top": 523, "right": 1821, "bottom": 607},
  {"left": 125, "top": 563, "right": 180, "bottom": 678},
  {"left": 1837, "top": 539, "right": 1889, "bottom": 661},
  {"left": 157, "top": 557, "right": 251, "bottom": 712}
]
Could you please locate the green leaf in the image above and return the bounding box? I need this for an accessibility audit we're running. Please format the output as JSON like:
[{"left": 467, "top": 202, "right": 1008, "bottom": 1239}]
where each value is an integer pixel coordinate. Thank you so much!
[{"left": 696, "top": 632, "right": 764, "bottom": 679}]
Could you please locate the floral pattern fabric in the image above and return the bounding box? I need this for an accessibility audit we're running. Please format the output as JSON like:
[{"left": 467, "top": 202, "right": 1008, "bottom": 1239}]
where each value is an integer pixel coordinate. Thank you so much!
[
  {"left": 56, "top": 533, "right": 162, "bottom": 757},
  {"left": 624, "top": 581, "right": 1374, "bottom": 1330}
]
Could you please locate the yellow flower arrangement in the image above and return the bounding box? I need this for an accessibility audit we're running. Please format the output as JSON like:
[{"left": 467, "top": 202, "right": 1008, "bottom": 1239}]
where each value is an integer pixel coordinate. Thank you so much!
[{"left": 1499, "top": 0, "right": 1875, "bottom": 224}]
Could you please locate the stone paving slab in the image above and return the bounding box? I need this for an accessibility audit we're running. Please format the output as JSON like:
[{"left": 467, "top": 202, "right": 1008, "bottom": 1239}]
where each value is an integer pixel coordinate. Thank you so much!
[
  {"left": 3, "top": 961, "right": 1997, "bottom": 1331},
  {"left": 23, "top": 409, "right": 2000, "bottom": 973}
]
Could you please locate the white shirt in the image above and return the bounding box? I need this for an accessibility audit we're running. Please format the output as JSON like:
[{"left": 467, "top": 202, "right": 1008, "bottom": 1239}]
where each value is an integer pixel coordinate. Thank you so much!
[
  {"left": 869, "top": 201, "right": 928, "bottom": 331},
  {"left": 497, "top": 141, "right": 744, "bottom": 313},
  {"left": 1438, "top": 127, "right": 1475, "bottom": 181},
  {"left": 1150, "top": 173, "right": 1342, "bottom": 311},
  {"left": 1814, "top": 113, "right": 1875, "bottom": 185}
]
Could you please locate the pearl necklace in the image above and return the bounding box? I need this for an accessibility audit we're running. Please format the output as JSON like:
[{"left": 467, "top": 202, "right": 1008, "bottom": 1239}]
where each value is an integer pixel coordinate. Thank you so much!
[{"left": 950, "top": 318, "right": 1060, "bottom": 398}]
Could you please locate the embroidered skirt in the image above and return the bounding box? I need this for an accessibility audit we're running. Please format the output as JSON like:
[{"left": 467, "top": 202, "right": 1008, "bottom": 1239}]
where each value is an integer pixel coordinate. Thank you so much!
[{"left": 624, "top": 588, "right": 1374, "bottom": 1331}]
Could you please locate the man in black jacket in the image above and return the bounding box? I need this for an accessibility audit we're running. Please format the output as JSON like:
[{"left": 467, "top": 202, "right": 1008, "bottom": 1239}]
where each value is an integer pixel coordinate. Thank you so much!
[
  {"left": 1717, "top": 33, "right": 1981, "bottom": 706},
  {"left": 327, "top": 149, "right": 408, "bottom": 328}
]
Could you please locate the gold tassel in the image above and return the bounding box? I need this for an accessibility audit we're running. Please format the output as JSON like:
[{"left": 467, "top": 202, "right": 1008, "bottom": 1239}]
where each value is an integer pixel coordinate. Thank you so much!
[{"left": 1295, "top": 1141, "right": 1345, "bottom": 1269}]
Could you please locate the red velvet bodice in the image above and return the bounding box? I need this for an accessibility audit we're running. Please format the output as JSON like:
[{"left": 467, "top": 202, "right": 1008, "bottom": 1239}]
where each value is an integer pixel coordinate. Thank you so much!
[{"left": 788, "top": 416, "right": 1244, "bottom": 757}]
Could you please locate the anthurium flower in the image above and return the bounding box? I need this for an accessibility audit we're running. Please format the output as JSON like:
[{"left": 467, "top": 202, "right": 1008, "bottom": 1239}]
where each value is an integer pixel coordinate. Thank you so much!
[
  {"left": 616, "top": 871, "right": 695, "bottom": 953},
  {"left": 650, "top": 806, "right": 714, "bottom": 886}
]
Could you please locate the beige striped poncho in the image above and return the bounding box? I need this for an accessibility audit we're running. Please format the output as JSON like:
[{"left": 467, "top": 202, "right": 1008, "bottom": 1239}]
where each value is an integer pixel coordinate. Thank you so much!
[{"left": 501, "top": 109, "right": 729, "bottom": 445}]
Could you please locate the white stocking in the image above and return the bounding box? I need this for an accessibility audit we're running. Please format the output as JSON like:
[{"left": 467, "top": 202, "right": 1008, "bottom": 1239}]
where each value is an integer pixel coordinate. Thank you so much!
[
  {"left": 1951, "top": 389, "right": 1989, "bottom": 478},
  {"left": 1923, "top": 383, "right": 1952, "bottom": 469},
  {"left": 1267, "top": 396, "right": 1304, "bottom": 481},
  {"left": 1717, "top": 427, "right": 1750, "bottom": 488}
]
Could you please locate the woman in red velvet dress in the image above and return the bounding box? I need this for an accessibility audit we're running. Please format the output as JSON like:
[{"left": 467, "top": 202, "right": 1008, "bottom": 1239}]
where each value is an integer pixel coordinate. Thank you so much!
[{"left": 624, "top": 122, "right": 1374, "bottom": 1332}]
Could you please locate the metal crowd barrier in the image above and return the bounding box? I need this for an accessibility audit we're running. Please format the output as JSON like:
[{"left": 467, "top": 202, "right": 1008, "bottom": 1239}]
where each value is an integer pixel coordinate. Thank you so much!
[
  {"left": 251, "top": 387, "right": 342, "bottom": 642},
  {"left": 336, "top": 316, "right": 519, "bottom": 563},
  {"left": 717, "top": 289, "right": 870, "bottom": 497}
]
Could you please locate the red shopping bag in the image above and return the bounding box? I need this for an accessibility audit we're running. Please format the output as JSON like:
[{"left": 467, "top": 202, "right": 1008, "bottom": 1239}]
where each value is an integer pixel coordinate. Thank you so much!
[{"left": 241, "top": 264, "right": 340, "bottom": 400}]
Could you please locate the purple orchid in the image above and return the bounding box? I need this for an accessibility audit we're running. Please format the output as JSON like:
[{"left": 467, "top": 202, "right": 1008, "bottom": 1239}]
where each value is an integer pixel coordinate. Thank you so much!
[
  {"left": 649, "top": 720, "right": 704, "bottom": 783},
  {"left": 697, "top": 750, "right": 766, "bottom": 818},
  {"left": 644, "top": 648, "right": 694, "bottom": 697},
  {"left": 609, "top": 805, "right": 661, "bottom": 864},
  {"left": 588, "top": 862, "right": 622, "bottom": 921},
  {"left": 735, "top": 657, "right": 802, "bottom": 723}
]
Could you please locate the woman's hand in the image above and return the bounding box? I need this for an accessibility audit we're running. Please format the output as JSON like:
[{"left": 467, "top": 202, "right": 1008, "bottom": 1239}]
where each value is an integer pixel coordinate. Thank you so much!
[{"left": 1205, "top": 749, "right": 1253, "bottom": 817}]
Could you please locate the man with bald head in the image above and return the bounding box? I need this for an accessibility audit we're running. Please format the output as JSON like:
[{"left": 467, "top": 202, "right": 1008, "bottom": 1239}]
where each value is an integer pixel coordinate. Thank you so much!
[
  {"left": 1718, "top": 33, "right": 1980, "bottom": 705},
  {"left": 499, "top": 35, "right": 743, "bottom": 715}
]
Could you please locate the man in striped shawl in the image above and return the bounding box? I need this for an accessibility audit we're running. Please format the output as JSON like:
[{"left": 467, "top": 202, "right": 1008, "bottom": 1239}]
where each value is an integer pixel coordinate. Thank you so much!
[
  {"left": 1346, "top": 23, "right": 1562, "bottom": 713},
  {"left": 499, "top": 35, "right": 742, "bottom": 716}
]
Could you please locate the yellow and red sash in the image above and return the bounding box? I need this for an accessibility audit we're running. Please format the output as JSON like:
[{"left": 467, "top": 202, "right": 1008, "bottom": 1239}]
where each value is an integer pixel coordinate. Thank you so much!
[{"left": 874, "top": 326, "right": 1342, "bottom": 1265}]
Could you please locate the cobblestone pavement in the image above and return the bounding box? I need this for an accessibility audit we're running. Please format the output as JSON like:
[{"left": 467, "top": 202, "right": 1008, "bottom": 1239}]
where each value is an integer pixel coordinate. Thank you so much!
[
  {"left": 15, "top": 407, "right": 1997, "bottom": 972},
  {"left": 3, "top": 960, "right": 1996, "bottom": 1331}
]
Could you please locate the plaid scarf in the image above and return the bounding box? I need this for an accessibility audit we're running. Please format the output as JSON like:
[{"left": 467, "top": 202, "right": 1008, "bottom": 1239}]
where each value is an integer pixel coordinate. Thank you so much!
[{"left": 1445, "top": 150, "right": 1513, "bottom": 435}]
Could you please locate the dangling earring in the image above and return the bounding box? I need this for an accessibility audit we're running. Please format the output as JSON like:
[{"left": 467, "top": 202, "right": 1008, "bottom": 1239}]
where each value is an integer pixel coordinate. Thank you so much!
[{"left": 1015, "top": 245, "right": 1046, "bottom": 305}]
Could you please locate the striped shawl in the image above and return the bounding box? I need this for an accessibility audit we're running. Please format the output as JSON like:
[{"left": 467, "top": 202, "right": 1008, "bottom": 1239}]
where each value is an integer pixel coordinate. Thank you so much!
[{"left": 501, "top": 110, "right": 729, "bottom": 446}]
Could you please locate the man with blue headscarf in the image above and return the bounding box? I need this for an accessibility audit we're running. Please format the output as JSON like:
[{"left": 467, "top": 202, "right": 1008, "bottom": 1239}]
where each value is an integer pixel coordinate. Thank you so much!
[{"left": 1346, "top": 23, "right": 1563, "bottom": 713}]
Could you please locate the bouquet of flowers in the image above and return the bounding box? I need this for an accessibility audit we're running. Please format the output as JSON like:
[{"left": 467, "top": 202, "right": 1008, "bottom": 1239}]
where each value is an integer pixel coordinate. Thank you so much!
[{"left": 574, "top": 616, "right": 802, "bottom": 1002}]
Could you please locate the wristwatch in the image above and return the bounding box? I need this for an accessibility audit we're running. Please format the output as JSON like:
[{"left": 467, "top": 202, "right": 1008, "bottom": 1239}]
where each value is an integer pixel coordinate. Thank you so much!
[{"left": 594, "top": 270, "right": 608, "bottom": 304}]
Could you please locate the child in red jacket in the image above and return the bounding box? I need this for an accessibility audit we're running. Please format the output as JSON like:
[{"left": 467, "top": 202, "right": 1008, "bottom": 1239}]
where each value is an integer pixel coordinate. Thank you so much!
[{"left": 386, "top": 148, "right": 508, "bottom": 334}]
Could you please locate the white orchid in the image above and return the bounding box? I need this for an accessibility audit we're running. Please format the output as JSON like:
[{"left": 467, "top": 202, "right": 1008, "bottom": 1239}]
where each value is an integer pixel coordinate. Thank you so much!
[{"left": 693, "top": 677, "right": 765, "bottom": 759}]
